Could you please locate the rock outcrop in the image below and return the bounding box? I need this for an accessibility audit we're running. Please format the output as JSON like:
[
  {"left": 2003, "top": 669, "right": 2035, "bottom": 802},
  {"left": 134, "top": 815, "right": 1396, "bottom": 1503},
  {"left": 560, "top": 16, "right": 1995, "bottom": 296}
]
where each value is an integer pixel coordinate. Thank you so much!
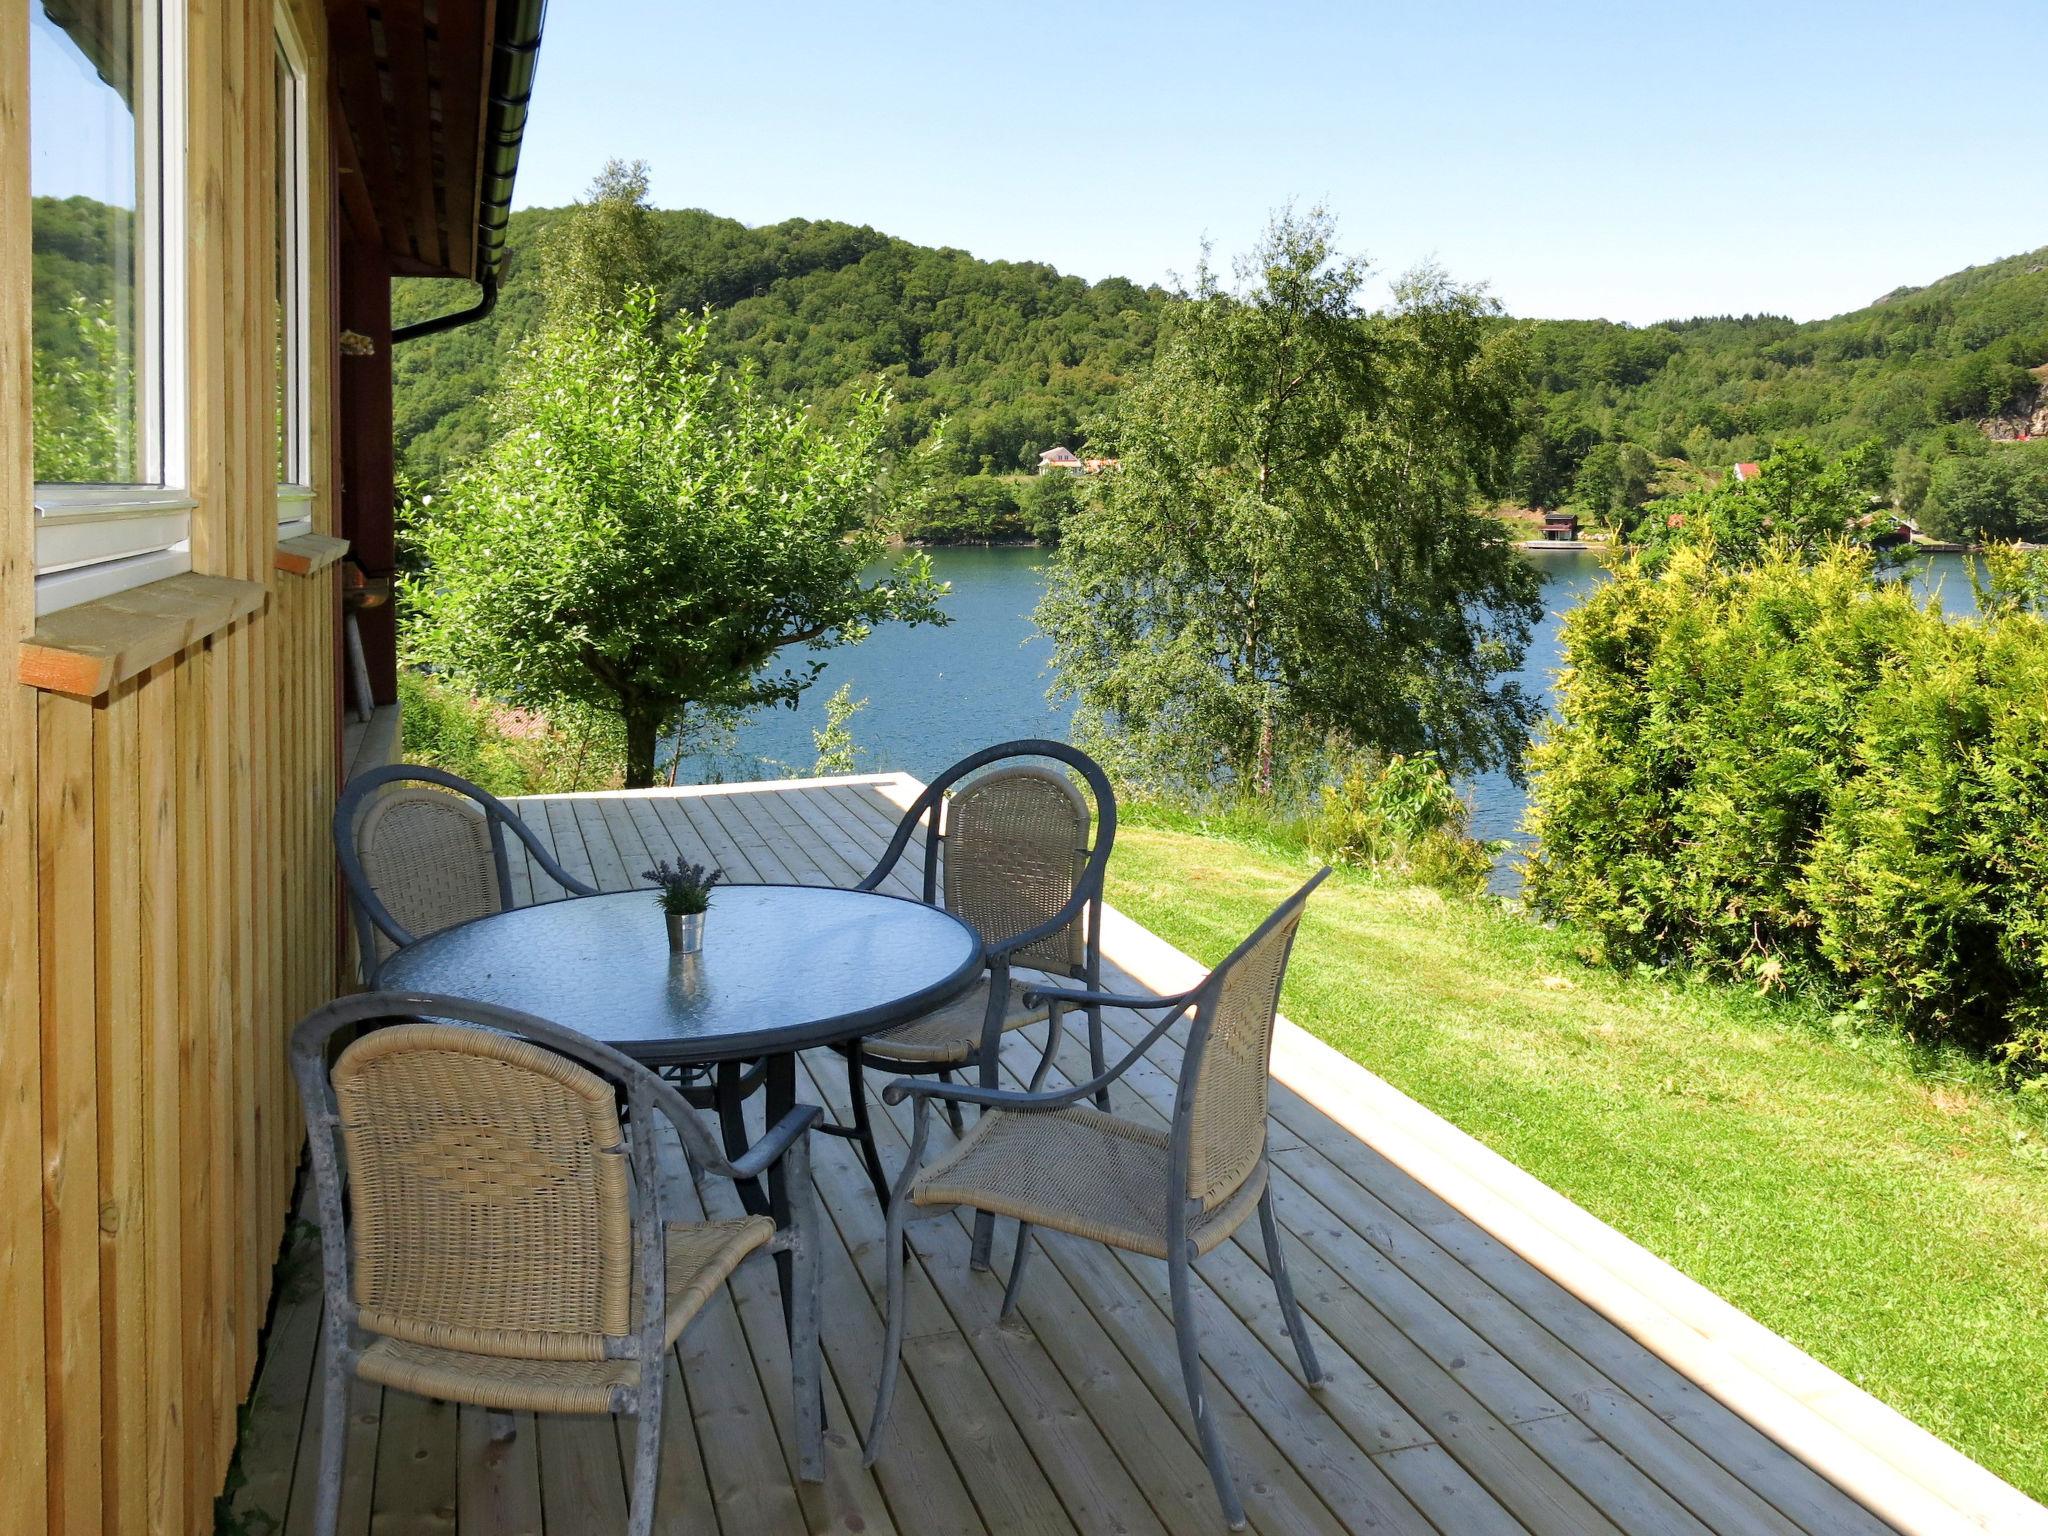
[{"left": 1983, "top": 365, "right": 2048, "bottom": 441}]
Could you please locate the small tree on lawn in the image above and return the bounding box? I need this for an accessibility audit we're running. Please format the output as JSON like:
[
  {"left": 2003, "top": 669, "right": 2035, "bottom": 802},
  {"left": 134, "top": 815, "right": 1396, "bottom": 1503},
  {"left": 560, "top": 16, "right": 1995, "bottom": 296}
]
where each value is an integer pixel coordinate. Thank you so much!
[
  {"left": 1038, "top": 206, "right": 1542, "bottom": 801},
  {"left": 404, "top": 287, "right": 944, "bottom": 787}
]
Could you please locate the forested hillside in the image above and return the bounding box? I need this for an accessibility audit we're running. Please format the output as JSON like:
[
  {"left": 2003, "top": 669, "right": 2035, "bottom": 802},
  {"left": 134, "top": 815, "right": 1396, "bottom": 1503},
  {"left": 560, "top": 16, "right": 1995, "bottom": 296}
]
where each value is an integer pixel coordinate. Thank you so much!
[
  {"left": 392, "top": 206, "right": 1167, "bottom": 503},
  {"left": 390, "top": 205, "right": 2048, "bottom": 541},
  {"left": 1510, "top": 246, "right": 2048, "bottom": 535}
]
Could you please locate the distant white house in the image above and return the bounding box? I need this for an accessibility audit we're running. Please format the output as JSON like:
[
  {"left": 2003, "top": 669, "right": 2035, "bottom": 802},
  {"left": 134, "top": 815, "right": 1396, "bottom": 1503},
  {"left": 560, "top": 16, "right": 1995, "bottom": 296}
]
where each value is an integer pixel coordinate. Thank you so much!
[{"left": 1037, "top": 445, "right": 1082, "bottom": 474}]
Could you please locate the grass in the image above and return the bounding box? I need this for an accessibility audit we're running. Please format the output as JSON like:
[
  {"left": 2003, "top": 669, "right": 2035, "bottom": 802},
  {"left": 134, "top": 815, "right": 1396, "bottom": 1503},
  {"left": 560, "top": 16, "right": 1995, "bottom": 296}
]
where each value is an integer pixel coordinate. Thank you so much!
[{"left": 1104, "top": 818, "right": 2048, "bottom": 1503}]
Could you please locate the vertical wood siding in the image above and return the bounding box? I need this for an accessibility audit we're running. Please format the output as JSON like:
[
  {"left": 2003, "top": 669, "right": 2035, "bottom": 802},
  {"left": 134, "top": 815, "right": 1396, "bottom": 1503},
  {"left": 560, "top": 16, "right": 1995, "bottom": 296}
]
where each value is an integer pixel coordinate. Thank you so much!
[{"left": 0, "top": 0, "right": 344, "bottom": 1529}]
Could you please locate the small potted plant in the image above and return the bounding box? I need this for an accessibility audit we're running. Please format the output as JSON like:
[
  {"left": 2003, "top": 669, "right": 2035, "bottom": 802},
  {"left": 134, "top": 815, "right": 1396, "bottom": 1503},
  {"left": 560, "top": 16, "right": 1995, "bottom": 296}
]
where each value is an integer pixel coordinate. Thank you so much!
[{"left": 643, "top": 858, "right": 723, "bottom": 954}]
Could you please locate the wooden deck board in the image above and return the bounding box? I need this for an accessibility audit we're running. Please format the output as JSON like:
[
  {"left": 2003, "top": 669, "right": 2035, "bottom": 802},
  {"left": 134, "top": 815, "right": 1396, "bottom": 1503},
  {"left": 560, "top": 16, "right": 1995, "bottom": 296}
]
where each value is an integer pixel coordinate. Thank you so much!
[{"left": 240, "top": 775, "right": 1991, "bottom": 1536}]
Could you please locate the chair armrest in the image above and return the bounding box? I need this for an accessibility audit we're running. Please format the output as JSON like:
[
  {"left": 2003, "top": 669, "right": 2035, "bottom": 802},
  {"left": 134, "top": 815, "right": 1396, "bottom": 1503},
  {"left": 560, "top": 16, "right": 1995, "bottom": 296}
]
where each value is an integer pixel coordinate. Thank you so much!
[
  {"left": 1020, "top": 982, "right": 1195, "bottom": 1013},
  {"left": 890, "top": 977, "right": 1201, "bottom": 1114},
  {"left": 493, "top": 803, "right": 600, "bottom": 899},
  {"left": 881, "top": 1076, "right": 1073, "bottom": 1112},
  {"left": 724, "top": 1103, "right": 824, "bottom": 1182}
]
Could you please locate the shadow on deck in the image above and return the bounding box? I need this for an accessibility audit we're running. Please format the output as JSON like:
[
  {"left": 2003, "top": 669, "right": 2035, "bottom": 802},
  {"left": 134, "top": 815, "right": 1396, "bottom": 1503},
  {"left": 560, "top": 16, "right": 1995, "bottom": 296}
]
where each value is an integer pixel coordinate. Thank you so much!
[{"left": 229, "top": 774, "right": 2039, "bottom": 1536}]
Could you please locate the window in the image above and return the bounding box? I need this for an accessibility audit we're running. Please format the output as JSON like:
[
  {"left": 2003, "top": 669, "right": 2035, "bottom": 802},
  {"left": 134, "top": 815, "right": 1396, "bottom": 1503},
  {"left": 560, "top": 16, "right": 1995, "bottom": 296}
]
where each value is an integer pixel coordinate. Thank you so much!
[
  {"left": 29, "top": 0, "right": 188, "bottom": 615},
  {"left": 274, "top": 15, "right": 312, "bottom": 532}
]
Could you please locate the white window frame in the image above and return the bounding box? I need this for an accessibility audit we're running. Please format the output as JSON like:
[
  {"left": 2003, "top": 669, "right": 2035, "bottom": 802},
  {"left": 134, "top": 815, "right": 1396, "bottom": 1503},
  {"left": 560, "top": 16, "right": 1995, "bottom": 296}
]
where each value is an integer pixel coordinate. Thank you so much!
[
  {"left": 31, "top": 0, "right": 192, "bottom": 617},
  {"left": 274, "top": 8, "right": 313, "bottom": 538}
]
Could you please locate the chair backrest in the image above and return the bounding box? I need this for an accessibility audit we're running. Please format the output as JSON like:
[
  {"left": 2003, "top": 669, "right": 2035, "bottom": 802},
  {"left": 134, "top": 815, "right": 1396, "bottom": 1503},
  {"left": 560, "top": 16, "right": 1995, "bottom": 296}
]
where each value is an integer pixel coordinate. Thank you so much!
[
  {"left": 1177, "top": 870, "right": 1327, "bottom": 1212},
  {"left": 335, "top": 763, "right": 601, "bottom": 977},
  {"left": 328, "top": 1020, "right": 634, "bottom": 1359},
  {"left": 865, "top": 740, "right": 1116, "bottom": 977},
  {"left": 941, "top": 765, "right": 1091, "bottom": 971},
  {"left": 353, "top": 785, "right": 505, "bottom": 961}
]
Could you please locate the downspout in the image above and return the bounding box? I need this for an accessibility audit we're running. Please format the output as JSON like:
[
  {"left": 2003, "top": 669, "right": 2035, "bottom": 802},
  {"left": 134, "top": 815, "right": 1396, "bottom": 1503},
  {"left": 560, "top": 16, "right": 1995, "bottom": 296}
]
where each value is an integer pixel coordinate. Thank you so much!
[
  {"left": 389, "top": 271, "right": 497, "bottom": 342},
  {"left": 390, "top": 0, "right": 546, "bottom": 344}
]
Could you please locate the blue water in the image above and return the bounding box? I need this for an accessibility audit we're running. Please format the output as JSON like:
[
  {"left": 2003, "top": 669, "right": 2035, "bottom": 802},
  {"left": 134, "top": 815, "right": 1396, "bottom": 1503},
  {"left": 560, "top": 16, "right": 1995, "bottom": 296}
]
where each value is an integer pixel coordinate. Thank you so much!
[
  {"left": 693, "top": 546, "right": 1072, "bottom": 783},
  {"left": 701, "top": 544, "right": 1980, "bottom": 887}
]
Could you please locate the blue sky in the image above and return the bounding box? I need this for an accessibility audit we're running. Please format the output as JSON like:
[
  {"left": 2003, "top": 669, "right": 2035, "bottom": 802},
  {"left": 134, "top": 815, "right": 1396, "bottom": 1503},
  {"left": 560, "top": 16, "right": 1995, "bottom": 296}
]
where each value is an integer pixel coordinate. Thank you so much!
[{"left": 512, "top": 1, "right": 2044, "bottom": 327}]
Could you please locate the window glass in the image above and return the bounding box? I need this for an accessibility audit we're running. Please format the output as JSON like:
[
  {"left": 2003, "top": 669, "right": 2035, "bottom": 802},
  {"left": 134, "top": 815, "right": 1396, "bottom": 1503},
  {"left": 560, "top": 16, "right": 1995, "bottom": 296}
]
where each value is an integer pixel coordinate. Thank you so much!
[
  {"left": 274, "top": 36, "right": 304, "bottom": 488},
  {"left": 30, "top": 0, "right": 149, "bottom": 485}
]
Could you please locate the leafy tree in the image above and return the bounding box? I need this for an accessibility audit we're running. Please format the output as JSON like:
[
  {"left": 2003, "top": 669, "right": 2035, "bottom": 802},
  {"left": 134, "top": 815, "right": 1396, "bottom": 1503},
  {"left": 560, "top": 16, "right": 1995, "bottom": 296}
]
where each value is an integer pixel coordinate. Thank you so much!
[
  {"left": 1936, "top": 352, "right": 2036, "bottom": 421},
  {"left": 1631, "top": 437, "right": 1891, "bottom": 566},
  {"left": 404, "top": 284, "right": 943, "bottom": 786},
  {"left": 536, "top": 158, "right": 662, "bottom": 327},
  {"left": 807, "top": 683, "right": 868, "bottom": 775},
  {"left": 1570, "top": 440, "right": 1657, "bottom": 525},
  {"left": 1507, "top": 409, "right": 1597, "bottom": 509},
  {"left": 1921, "top": 443, "right": 2048, "bottom": 542},
  {"left": 1039, "top": 208, "right": 1541, "bottom": 801},
  {"left": 1020, "top": 469, "right": 1081, "bottom": 541}
]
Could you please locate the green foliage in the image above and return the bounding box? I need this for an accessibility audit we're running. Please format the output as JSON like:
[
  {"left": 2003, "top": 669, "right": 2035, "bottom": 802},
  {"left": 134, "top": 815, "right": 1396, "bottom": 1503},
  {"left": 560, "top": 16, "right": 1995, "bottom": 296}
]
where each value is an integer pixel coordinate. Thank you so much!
[
  {"left": 536, "top": 158, "right": 663, "bottom": 327},
  {"left": 1570, "top": 439, "right": 1657, "bottom": 525},
  {"left": 31, "top": 293, "right": 132, "bottom": 482},
  {"left": 389, "top": 194, "right": 1168, "bottom": 540},
  {"left": 1972, "top": 543, "right": 2048, "bottom": 617},
  {"left": 1019, "top": 470, "right": 1082, "bottom": 542},
  {"left": 808, "top": 682, "right": 867, "bottom": 776},
  {"left": 1040, "top": 208, "right": 1542, "bottom": 803},
  {"left": 1517, "top": 246, "right": 2048, "bottom": 475},
  {"left": 642, "top": 857, "right": 723, "bottom": 915},
  {"left": 394, "top": 669, "right": 621, "bottom": 795},
  {"left": 1936, "top": 352, "right": 2037, "bottom": 421},
  {"left": 402, "top": 290, "right": 940, "bottom": 784},
  {"left": 1526, "top": 543, "right": 2048, "bottom": 1080},
  {"left": 1630, "top": 437, "right": 1893, "bottom": 566},
  {"left": 389, "top": 178, "right": 2048, "bottom": 543},
  {"left": 1921, "top": 441, "right": 2048, "bottom": 542},
  {"left": 1506, "top": 409, "right": 1597, "bottom": 510},
  {"left": 32, "top": 194, "right": 138, "bottom": 481},
  {"left": 908, "top": 474, "right": 1028, "bottom": 541},
  {"left": 1306, "top": 754, "right": 1500, "bottom": 895},
  {"left": 402, "top": 211, "right": 946, "bottom": 788}
]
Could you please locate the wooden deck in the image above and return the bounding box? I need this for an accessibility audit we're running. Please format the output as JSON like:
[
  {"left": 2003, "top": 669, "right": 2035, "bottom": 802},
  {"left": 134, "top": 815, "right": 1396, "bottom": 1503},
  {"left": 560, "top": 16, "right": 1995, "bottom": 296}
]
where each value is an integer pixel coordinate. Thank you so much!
[{"left": 229, "top": 774, "right": 2043, "bottom": 1536}]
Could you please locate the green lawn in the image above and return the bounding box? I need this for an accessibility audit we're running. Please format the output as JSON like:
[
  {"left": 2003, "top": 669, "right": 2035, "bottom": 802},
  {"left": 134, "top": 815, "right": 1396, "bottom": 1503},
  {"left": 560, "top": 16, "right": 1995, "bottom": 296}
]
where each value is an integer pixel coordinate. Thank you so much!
[{"left": 1105, "top": 820, "right": 2048, "bottom": 1502}]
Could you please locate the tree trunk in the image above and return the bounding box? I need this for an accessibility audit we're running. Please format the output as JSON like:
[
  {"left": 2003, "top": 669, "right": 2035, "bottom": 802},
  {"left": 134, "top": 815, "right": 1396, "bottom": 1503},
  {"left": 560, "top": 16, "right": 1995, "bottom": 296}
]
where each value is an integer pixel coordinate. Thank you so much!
[
  {"left": 624, "top": 707, "right": 661, "bottom": 790},
  {"left": 1256, "top": 699, "right": 1275, "bottom": 799}
]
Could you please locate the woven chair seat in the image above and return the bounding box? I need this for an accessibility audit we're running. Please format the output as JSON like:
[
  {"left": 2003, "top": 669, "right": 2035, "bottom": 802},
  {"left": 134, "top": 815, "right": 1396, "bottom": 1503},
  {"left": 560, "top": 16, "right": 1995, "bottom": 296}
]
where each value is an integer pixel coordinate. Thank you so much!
[
  {"left": 861, "top": 974, "right": 1049, "bottom": 1066},
  {"left": 910, "top": 1105, "right": 1266, "bottom": 1261},
  {"left": 355, "top": 1216, "right": 773, "bottom": 1414}
]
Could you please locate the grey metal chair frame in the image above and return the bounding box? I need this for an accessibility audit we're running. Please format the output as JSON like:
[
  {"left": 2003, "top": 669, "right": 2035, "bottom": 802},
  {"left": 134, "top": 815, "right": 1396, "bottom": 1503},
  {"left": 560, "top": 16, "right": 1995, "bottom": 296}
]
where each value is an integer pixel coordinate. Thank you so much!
[
  {"left": 333, "top": 763, "right": 600, "bottom": 980},
  {"left": 291, "top": 991, "right": 826, "bottom": 1536},
  {"left": 334, "top": 764, "right": 741, "bottom": 1176},
  {"left": 863, "top": 870, "right": 1330, "bottom": 1530},
  {"left": 840, "top": 740, "right": 1116, "bottom": 1254}
]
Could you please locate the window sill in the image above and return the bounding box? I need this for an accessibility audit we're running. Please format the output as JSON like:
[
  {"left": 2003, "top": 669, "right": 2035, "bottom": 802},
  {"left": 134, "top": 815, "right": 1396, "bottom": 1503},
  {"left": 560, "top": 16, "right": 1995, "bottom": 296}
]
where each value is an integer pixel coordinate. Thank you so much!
[
  {"left": 19, "top": 571, "right": 269, "bottom": 699},
  {"left": 276, "top": 532, "right": 349, "bottom": 576}
]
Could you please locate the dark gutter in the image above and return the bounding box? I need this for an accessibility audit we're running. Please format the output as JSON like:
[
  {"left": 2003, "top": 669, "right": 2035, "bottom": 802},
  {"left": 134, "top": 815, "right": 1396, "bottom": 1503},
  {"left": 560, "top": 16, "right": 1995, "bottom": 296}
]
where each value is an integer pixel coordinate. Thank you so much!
[
  {"left": 392, "top": 0, "right": 546, "bottom": 344},
  {"left": 389, "top": 271, "right": 498, "bottom": 342}
]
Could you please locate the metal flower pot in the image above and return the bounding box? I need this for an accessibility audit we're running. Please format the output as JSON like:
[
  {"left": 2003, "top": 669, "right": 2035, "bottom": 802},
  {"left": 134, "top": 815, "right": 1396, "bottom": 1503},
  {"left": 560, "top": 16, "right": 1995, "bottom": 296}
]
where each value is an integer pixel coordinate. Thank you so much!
[{"left": 665, "top": 910, "right": 705, "bottom": 954}]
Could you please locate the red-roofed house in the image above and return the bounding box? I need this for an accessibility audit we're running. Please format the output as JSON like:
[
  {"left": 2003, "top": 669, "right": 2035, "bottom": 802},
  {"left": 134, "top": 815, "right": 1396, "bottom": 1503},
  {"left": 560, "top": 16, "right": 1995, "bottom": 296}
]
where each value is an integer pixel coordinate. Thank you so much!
[
  {"left": 1037, "top": 445, "right": 1082, "bottom": 473},
  {"left": 1733, "top": 462, "right": 1762, "bottom": 483}
]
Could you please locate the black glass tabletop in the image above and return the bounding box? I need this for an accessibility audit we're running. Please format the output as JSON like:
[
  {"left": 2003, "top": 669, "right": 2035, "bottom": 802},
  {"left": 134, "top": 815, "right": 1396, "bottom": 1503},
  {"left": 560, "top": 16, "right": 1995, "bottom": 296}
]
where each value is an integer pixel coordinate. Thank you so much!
[{"left": 376, "top": 885, "right": 984, "bottom": 1065}]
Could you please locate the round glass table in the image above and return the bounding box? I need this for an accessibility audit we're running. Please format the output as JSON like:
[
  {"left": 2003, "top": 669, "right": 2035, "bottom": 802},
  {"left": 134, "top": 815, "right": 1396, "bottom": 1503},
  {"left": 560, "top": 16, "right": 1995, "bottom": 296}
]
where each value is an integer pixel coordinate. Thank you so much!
[{"left": 377, "top": 884, "right": 984, "bottom": 1213}]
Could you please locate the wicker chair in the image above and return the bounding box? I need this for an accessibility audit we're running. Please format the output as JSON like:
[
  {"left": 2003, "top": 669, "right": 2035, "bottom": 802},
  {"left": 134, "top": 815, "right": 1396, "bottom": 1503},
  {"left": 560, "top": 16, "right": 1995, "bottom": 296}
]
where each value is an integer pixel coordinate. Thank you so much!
[
  {"left": 333, "top": 763, "right": 599, "bottom": 981},
  {"left": 291, "top": 992, "right": 824, "bottom": 1536},
  {"left": 863, "top": 870, "right": 1329, "bottom": 1530},
  {"left": 835, "top": 742, "right": 1115, "bottom": 1239}
]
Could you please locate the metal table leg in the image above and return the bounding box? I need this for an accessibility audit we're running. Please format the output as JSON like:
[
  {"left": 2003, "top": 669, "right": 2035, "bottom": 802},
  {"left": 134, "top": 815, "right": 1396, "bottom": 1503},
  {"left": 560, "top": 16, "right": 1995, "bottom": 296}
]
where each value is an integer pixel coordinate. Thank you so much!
[{"left": 764, "top": 1052, "right": 798, "bottom": 1334}]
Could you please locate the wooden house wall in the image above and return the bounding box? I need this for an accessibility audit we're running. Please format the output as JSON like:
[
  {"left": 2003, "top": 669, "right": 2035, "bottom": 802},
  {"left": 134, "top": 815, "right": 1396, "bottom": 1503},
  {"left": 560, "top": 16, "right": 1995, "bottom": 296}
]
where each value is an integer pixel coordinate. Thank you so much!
[{"left": 0, "top": 0, "right": 344, "bottom": 1530}]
